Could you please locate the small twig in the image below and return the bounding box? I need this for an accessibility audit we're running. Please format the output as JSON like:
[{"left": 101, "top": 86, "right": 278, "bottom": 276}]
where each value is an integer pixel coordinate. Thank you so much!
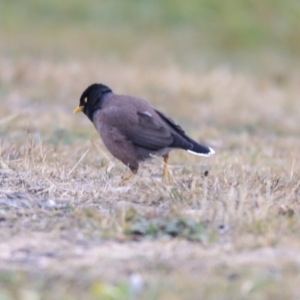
[
  {"left": 0, "top": 114, "right": 19, "bottom": 125},
  {"left": 290, "top": 159, "right": 295, "bottom": 180},
  {"left": 67, "top": 148, "right": 89, "bottom": 176},
  {"left": 41, "top": 174, "right": 58, "bottom": 189}
]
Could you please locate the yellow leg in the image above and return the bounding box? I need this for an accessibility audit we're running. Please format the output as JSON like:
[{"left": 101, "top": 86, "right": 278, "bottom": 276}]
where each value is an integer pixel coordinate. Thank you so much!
[
  {"left": 163, "top": 154, "right": 170, "bottom": 182},
  {"left": 119, "top": 172, "right": 134, "bottom": 185}
]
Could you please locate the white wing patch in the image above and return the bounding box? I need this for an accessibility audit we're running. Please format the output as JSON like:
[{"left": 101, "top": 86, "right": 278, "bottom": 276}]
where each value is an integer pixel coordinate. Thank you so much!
[{"left": 143, "top": 111, "right": 152, "bottom": 117}]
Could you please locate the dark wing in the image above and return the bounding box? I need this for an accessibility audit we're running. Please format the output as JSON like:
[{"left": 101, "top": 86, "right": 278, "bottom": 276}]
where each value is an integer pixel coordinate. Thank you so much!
[
  {"left": 120, "top": 111, "right": 174, "bottom": 150},
  {"left": 99, "top": 104, "right": 193, "bottom": 151},
  {"left": 154, "top": 109, "right": 186, "bottom": 135},
  {"left": 155, "top": 109, "right": 209, "bottom": 153},
  {"left": 99, "top": 106, "right": 175, "bottom": 150}
]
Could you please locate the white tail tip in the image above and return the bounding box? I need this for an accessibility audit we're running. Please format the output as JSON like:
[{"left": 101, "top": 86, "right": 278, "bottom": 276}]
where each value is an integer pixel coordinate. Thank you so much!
[{"left": 187, "top": 147, "right": 215, "bottom": 157}]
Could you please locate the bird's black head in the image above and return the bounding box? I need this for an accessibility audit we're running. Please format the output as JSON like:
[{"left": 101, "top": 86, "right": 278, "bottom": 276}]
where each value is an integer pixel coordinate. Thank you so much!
[{"left": 73, "top": 83, "right": 112, "bottom": 121}]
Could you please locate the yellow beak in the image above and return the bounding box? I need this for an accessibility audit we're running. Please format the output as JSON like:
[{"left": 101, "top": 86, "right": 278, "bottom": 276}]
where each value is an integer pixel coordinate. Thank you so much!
[{"left": 73, "top": 106, "right": 84, "bottom": 114}]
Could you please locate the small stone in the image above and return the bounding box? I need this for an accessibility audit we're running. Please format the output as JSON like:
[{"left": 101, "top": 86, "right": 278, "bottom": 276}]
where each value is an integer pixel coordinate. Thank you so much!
[{"left": 129, "top": 273, "right": 144, "bottom": 296}]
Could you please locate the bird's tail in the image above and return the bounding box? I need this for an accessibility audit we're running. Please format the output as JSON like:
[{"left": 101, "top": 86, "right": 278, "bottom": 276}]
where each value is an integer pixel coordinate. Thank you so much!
[
  {"left": 171, "top": 134, "right": 215, "bottom": 157},
  {"left": 186, "top": 138, "right": 215, "bottom": 157}
]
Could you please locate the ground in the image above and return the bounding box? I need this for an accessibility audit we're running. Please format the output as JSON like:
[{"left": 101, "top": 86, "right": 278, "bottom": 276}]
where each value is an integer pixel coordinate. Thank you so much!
[{"left": 0, "top": 1, "right": 300, "bottom": 299}]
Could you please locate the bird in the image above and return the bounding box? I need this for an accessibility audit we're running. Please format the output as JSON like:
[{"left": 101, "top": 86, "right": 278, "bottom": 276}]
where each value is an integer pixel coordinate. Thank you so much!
[{"left": 73, "top": 83, "right": 214, "bottom": 182}]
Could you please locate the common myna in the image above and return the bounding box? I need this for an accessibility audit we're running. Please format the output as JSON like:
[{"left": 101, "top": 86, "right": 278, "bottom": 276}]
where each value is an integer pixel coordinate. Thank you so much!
[{"left": 73, "top": 84, "right": 214, "bottom": 181}]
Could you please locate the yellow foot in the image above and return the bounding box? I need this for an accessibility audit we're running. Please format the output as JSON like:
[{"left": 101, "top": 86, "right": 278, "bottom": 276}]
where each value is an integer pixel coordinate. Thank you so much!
[
  {"left": 118, "top": 172, "right": 134, "bottom": 185},
  {"left": 162, "top": 154, "right": 171, "bottom": 183}
]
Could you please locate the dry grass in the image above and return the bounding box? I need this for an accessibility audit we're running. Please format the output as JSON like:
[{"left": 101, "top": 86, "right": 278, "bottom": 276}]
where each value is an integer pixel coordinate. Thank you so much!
[
  {"left": 2, "top": 1, "right": 300, "bottom": 298},
  {"left": 0, "top": 56, "right": 299, "bottom": 299}
]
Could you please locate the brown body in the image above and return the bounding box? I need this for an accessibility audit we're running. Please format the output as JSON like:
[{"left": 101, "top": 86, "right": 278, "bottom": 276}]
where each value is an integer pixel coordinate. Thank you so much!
[{"left": 93, "top": 94, "right": 183, "bottom": 173}]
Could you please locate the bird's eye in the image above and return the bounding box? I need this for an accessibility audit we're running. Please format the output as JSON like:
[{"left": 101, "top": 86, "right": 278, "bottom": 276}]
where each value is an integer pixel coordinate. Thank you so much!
[{"left": 84, "top": 97, "right": 88, "bottom": 103}]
